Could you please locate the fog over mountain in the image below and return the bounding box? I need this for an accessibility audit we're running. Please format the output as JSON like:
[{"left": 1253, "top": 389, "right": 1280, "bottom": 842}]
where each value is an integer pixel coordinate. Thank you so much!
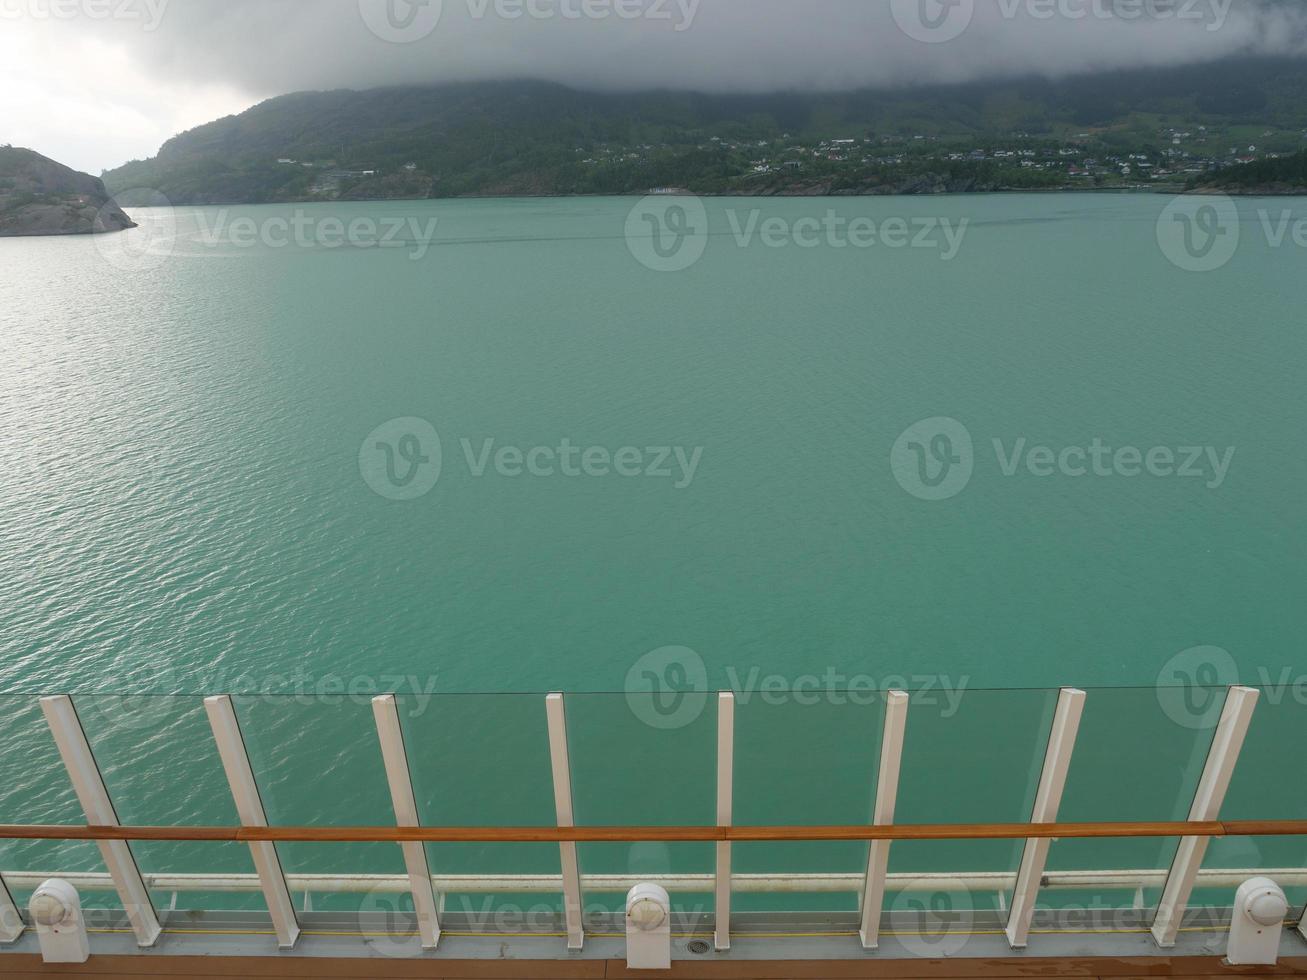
[
  {"left": 6, "top": 0, "right": 1307, "bottom": 171},
  {"left": 50, "top": 0, "right": 1307, "bottom": 93}
]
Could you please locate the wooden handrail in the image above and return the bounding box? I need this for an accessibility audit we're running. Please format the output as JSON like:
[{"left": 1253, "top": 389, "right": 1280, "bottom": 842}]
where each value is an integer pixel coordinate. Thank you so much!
[{"left": 0, "top": 819, "right": 1304, "bottom": 843}]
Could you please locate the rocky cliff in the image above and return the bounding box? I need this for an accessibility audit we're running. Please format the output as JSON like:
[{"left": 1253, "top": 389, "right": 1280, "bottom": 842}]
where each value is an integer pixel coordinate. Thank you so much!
[{"left": 0, "top": 147, "right": 137, "bottom": 237}]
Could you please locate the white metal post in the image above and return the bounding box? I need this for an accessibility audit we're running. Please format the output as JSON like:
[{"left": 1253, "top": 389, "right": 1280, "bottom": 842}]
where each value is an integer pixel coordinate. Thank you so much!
[
  {"left": 372, "top": 694, "right": 441, "bottom": 949},
  {"left": 39, "top": 696, "right": 162, "bottom": 947},
  {"left": 1151, "top": 685, "right": 1259, "bottom": 948},
  {"left": 1005, "top": 688, "right": 1086, "bottom": 949},
  {"left": 714, "top": 691, "right": 735, "bottom": 951},
  {"left": 859, "top": 690, "right": 910, "bottom": 950},
  {"left": 203, "top": 696, "right": 301, "bottom": 950},
  {"left": 545, "top": 693, "right": 584, "bottom": 950},
  {"left": 0, "top": 878, "right": 23, "bottom": 944}
]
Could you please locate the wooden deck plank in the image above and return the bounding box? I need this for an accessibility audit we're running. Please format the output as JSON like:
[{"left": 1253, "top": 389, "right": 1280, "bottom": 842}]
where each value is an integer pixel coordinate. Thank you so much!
[
  {"left": 0, "top": 956, "right": 606, "bottom": 978},
  {"left": 603, "top": 959, "right": 1307, "bottom": 979},
  {"left": 2, "top": 958, "right": 1305, "bottom": 980}
]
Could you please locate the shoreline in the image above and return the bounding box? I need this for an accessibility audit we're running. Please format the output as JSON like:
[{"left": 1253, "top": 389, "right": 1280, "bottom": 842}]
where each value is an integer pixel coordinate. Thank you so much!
[
  {"left": 1187, "top": 185, "right": 1307, "bottom": 196},
  {"left": 105, "top": 185, "right": 1307, "bottom": 210},
  {"left": 116, "top": 185, "right": 1197, "bottom": 208}
]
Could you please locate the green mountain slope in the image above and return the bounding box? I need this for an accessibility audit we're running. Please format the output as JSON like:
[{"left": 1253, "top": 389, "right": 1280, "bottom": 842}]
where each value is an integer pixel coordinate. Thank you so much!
[
  {"left": 104, "top": 59, "right": 1307, "bottom": 203},
  {"left": 1188, "top": 149, "right": 1307, "bottom": 192}
]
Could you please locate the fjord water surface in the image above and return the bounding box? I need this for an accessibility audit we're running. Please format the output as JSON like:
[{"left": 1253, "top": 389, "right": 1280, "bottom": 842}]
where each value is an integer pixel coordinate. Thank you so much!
[{"left": 1, "top": 195, "right": 1303, "bottom": 908}]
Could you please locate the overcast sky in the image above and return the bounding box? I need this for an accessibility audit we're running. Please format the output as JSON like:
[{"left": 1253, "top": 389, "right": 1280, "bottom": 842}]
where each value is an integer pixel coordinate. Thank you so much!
[{"left": 4, "top": 0, "right": 1306, "bottom": 174}]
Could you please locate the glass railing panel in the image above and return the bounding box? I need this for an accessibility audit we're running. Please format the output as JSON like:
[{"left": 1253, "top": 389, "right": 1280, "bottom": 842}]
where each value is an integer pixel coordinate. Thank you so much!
[
  {"left": 566, "top": 691, "right": 716, "bottom": 915},
  {"left": 74, "top": 695, "right": 264, "bottom": 913},
  {"left": 398, "top": 693, "right": 562, "bottom": 923},
  {"left": 232, "top": 694, "right": 402, "bottom": 913},
  {"left": 4, "top": 683, "right": 1292, "bottom": 927},
  {"left": 887, "top": 688, "right": 1057, "bottom": 913},
  {"left": 1199, "top": 689, "right": 1307, "bottom": 909},
  {"left": 731, "top": 692, "right": 887, "bottom": 913},
  {"left": 1045, "top": 685, "right": 1221, "bottom": 914},
  {"left": 0, "top": 696, "right": 120, "bottom": 912}
]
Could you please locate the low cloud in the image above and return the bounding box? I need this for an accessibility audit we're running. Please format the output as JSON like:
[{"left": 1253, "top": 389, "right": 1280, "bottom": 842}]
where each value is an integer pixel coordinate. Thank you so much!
[
  {"left": 5, "top": 0, "right": 1307, "bottom": 171},
  {"left": 29, "top": 0, "right": 1307, "bottom": 95}
]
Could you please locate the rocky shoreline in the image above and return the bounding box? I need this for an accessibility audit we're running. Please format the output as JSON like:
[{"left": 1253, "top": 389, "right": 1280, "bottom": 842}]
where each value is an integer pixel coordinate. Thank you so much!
[
  {"left": 146, "top": 180, "right": 1185, "bottom": 208},
  {"left": 0, "top": 147, "right": 136, "bottom": 238},
  {"left": 1188, "top": 183, "right": 1307, "bottom": 196}
]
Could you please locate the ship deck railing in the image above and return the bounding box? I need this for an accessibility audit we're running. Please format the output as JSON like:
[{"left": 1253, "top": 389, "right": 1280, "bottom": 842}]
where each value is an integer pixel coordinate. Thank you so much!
[{"left": 1, "top": 685, "right": 1306, "bottom": 967}]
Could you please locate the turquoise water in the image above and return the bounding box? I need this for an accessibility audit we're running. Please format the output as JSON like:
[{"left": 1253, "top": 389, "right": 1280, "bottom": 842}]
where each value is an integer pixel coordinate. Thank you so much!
[{"left": 1, "top": 194, "right": 1304, "bottom": 915}]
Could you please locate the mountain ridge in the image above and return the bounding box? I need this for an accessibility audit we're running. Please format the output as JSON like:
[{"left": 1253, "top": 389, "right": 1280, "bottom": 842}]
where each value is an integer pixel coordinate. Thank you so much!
[{"left": 103, "top": 59, "right": 1307, "bottom": 203}]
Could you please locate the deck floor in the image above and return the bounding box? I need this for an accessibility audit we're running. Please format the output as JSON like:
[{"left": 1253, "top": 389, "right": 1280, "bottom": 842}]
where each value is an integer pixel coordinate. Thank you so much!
[{"left": 2, "top": 954, "right": 1307, "bottom": 979}]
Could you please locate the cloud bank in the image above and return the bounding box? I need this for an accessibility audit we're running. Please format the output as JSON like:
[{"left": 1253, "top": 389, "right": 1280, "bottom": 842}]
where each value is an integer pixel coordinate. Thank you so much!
[
  {"left": 5, "top": 0, "right": 1307, "bottom": 171},
  {"left": 51, "top": 0, "right": 1307, "bottom": 94}
]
